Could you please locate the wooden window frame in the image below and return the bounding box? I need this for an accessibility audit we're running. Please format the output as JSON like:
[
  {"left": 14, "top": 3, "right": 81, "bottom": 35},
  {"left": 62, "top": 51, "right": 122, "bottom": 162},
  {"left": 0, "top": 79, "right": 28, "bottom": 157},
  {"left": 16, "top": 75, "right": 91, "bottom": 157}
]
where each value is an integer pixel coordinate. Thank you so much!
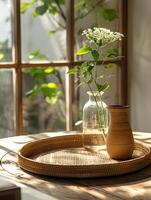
[{"left": 0, "top": 0, "right": 127, "bottom": 135}]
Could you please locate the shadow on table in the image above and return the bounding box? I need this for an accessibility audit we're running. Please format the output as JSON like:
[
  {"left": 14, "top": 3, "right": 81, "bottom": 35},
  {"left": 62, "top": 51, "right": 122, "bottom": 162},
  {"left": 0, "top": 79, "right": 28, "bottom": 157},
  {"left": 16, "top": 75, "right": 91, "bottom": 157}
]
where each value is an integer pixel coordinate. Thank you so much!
[{"left": 25, "top": 164, "right": 151, "bottom": 188}]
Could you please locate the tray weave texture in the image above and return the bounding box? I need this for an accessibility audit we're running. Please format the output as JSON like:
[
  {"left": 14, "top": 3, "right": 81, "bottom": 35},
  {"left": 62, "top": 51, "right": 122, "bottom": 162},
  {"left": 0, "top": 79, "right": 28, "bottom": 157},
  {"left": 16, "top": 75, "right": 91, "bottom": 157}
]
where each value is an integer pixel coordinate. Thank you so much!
[{"left": 18, "top": 134, "right": 151, "bottom": 178}]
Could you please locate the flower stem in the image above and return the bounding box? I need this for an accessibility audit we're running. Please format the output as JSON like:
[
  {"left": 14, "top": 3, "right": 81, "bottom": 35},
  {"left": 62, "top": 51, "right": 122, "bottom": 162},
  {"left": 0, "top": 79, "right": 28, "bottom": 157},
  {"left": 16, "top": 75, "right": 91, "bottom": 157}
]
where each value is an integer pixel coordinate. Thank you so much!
[
  {"left": 98, "top": 91, "right": 107, "bottom": 129},
  {"left": 94, "top": 80, "right": 107, "bottom": 129},
  {"left": 86, "top": 83, "right": 106, "bottom": 142}
]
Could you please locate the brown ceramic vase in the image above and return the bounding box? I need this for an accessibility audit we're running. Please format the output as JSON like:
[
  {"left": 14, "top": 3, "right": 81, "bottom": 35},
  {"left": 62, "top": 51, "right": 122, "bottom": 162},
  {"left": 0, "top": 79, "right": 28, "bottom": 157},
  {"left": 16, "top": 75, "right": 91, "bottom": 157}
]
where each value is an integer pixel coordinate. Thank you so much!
[{"left": 106, "top": 105, "right": 134, "bottom": 160}]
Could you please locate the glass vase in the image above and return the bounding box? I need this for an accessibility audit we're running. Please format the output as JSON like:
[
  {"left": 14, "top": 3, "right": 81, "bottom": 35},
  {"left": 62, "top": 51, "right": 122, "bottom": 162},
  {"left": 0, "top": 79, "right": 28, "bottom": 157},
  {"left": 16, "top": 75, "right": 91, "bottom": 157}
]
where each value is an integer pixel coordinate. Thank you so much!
[{"left": 82, "top": 91, "right": 108, "bottom": 149}]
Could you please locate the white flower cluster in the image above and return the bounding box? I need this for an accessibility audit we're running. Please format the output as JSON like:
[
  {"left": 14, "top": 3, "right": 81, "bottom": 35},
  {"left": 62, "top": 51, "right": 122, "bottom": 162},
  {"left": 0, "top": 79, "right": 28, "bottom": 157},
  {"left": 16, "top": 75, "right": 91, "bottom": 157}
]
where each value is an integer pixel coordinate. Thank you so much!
[{"left": 82, "top": 27, "right": 124, "bottom": 47}]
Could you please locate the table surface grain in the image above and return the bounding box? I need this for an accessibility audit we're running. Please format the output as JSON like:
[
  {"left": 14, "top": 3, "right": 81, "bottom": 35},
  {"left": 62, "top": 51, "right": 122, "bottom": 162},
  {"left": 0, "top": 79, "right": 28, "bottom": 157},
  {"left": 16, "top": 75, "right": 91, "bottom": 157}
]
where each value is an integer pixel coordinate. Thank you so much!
[{"left": 0, "top": 131, "right": 151, "bottom": 200}]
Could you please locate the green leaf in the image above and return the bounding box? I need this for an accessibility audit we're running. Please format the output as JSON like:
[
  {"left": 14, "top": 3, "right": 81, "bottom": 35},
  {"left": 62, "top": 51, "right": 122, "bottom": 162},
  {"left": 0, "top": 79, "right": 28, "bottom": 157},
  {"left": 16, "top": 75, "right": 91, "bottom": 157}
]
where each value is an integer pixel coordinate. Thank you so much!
[
  {"left": 48, "top": 27, "right": 62, "bottom": 35},
  {"left": 20, "top": 0, "right": 36, "bottom": 14},
  {"left": 76, "top": 46, "right": 91, "bottom": 55},
  {"left": 75, "top": 0, "right": 86, "bottom": 8},
  {"left": 76, "top": 81, "right": 86, "bottom": 88},
  {"left": 48, "top": 30, "right": 58, "bottom": 35},
  {"left": 96, "top": 82, "right": 109, "bottom": 92},
  {"left": 41, "top": 83, "right": 61, "bottom": 104},
  {"left": 0, "top": 53, "right": 4, "bottom": 60},
  {"left": 48, "top": 5, "right": 58, "bottom": 15},
  {"left": 34, "top": 68, "right": 56, "bottom": 82},
  {"left": 28, "top": 49, "right": 48, "bottom": 60},
  {"left": 23, "top": 68, "right": 43, "bottom": 76},
  {"left": 86, "top": 74, "right": 93, "bottom": 84},
  {"left": 58, "top": 0, "right": 65, "bottom": 5},
  {"left": 34, "top": 4, "right": 48, "bottom": 16},
  {"left": 104, "top": 48, "right": 119, "bottom": 59},
  {"left": 45, "top": 90, "right": 62, "bottom": 104},
  {"left": 102, "top": 9, "right": 118, "bottom": 21},
  {"left": 91, "top": 50, "right": 100, "bottom": 61},
  {"left": 24, "top": 67, "right": 56, "bottom": 83},
  {"left": 45, "top": 95, "right": 58, "bottom": 104},
  {"left": 87, "top": 62, "right": 95, "bottom": 72},
  {"left": 41, "top": 83, "right": 58, "bottom": 97},
  {"left": 79, "top": 62, "right": 89, "bottom": 76},
  {"left": 78, "top": 62, "right": 95, "bottom": 79},
  {"left": 44, "top": 67, "right": 55, "bottom": 74},
  {"left": 42, "top": 0, "right": 52, "bottom": 5},
  {"left": 104, "top": 63, "right": 117, "bottom": 69},
  {"left": 68, "top": 68, "right": 79, "bottom": 75},
  {"left": 25, "top": 85, "right": 39, "bottom": 97}
]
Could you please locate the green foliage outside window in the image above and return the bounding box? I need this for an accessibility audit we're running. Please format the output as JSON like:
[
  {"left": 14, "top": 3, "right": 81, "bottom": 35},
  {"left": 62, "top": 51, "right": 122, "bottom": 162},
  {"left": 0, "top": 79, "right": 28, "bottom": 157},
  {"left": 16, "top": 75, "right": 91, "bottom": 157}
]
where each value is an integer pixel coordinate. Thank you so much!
[
  {"left": 0, "top": 0, "right": 120, "bottom": 132},
  {"left": 20, "top": 0, "right": 119, "bottom": 105}
]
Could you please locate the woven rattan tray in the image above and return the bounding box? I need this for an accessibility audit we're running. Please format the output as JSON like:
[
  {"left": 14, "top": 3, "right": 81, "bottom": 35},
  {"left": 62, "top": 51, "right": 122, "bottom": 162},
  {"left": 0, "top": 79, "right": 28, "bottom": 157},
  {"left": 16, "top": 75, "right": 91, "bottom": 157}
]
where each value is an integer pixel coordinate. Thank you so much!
[{"left": 18, "top": 134, "right": 151, "bottom": 178}]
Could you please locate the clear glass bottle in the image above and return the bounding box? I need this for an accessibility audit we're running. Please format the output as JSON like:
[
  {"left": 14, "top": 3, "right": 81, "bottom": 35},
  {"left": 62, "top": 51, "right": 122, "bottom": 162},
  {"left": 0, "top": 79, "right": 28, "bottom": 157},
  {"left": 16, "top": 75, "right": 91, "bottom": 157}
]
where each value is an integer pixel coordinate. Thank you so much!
[{"left": 82, "top": 91, "right": 108, "bottom": 148}]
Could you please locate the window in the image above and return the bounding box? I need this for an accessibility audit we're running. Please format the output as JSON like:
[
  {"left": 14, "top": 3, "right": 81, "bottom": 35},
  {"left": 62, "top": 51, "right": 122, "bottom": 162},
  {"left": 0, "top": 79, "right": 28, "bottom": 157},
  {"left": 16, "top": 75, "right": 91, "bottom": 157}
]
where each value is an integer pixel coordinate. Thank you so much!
[{"left": 0, "top": 0, "right": 127, "bottom": 136}]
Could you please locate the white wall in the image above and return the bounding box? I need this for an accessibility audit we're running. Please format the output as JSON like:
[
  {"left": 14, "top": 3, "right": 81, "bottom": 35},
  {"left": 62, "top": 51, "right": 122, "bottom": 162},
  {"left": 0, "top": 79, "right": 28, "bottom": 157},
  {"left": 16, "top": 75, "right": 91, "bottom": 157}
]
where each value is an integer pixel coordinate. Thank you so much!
[{"left": 128, "top": 0, "right": 151, "bottom": 132}]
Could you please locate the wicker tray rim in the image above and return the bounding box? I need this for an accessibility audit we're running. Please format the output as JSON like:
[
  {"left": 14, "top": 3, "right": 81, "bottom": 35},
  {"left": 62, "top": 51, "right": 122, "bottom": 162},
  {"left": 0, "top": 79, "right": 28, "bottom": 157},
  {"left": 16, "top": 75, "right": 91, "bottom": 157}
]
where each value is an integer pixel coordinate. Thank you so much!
[{"left": 18, "top": 134, "right": 151, "bottom": 178}]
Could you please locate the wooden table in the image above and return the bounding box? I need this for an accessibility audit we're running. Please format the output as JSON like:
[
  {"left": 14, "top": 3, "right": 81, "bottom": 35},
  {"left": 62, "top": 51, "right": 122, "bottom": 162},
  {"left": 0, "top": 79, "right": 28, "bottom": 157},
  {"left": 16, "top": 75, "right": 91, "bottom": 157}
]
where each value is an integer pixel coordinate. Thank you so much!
[{"left": 0, "top": 131, "right": 151, "bottom": 200}]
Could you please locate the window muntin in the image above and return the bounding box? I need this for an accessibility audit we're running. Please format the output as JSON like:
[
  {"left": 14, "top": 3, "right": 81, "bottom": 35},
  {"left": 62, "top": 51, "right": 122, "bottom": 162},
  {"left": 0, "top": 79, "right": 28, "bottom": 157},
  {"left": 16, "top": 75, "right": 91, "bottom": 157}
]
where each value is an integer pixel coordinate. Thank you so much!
[{"left": 0, "top": 0, "right": 127, "bottom": 135}]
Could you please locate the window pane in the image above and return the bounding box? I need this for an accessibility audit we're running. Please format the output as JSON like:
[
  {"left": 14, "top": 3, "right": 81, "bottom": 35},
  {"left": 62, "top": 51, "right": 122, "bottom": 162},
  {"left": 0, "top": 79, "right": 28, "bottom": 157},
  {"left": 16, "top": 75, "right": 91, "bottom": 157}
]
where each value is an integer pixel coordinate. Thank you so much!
[
  {"left": 0, "top": 69, "right": 15, "bottom": 138},
  {"left": 22, "top": 67, "right": 66, "bottom": 133},
  {"left": 0, "top": 0, "right": 12, "bottom": 62},
  {"left": 21, "top": 0, "right": 66, "bottom": 62},
  {"left": 75, "top": 0, "right": 119, "bottom": 61}
]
